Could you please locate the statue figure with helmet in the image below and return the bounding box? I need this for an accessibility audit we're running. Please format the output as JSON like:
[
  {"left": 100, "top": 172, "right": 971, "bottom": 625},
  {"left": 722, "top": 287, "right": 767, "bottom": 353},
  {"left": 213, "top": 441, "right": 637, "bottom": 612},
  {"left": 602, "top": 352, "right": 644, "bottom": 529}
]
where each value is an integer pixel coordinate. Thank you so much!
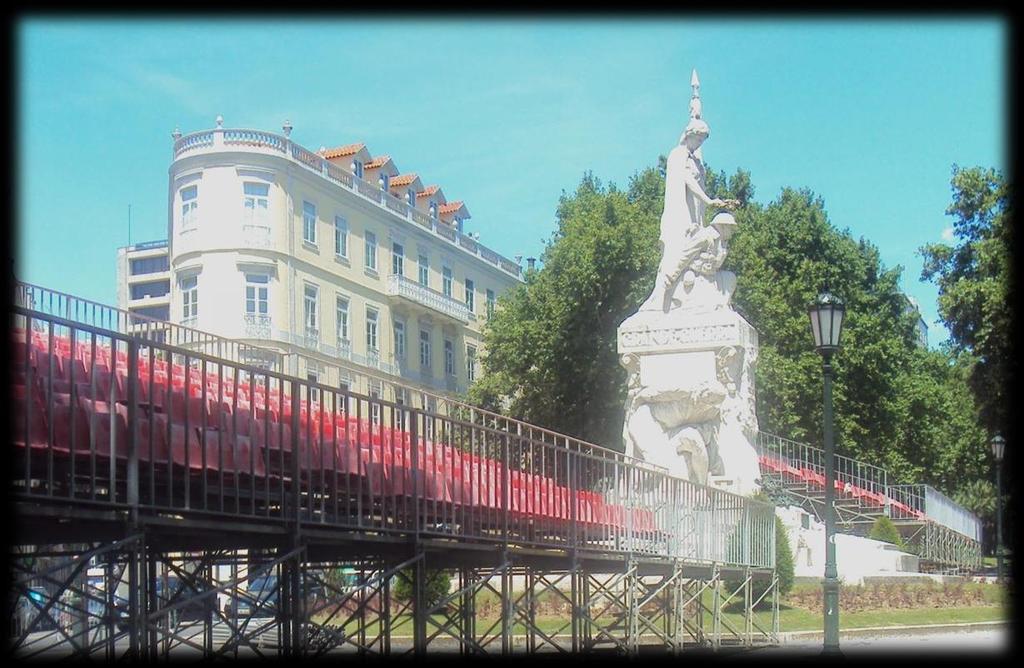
[{"left": 618, "top": 70, "right": 761, "bottom": 497}]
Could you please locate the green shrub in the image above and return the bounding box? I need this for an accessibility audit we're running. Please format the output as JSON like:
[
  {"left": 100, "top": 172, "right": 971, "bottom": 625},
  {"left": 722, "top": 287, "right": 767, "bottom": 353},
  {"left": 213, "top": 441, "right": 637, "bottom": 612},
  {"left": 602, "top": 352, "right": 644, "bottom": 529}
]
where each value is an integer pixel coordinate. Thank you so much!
[
  {"left": 868, "top": 516, "right": 906, "bottom": 550},
  {"left": 392, "top": 568, "right": 452, "bottom": 610}
]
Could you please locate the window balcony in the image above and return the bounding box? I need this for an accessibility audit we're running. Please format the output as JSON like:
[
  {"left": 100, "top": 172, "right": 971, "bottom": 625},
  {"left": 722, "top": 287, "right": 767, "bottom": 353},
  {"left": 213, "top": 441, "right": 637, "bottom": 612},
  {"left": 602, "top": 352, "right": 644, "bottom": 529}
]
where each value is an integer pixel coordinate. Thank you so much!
[
  {"left": 303, "top": 326, "right": 319, "bottom": 349},
  {"left": 243, "top": 313, "right": 272, "bottom": 339},
  {"left": 337, "top": 338, "right": 352, "bottom": 360},
  {"left": 386, "top": 274, "right": 475, "bottom": 324}
]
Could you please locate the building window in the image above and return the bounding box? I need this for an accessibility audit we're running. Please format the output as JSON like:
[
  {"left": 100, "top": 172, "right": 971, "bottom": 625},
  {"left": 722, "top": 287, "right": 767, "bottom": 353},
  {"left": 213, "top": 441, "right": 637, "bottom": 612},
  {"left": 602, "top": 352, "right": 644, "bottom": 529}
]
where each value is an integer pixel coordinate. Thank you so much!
[
  {"left": 244, "top": 273, "right": 269, "bottom": 316},
  {"left": 180, "top": 275, "right": 198, "bottom": 323},
  {"left": 303, "top": 201, "right": 317, "bottom": 245},
  {"left": 486, "top": 289, "right": 496, "bottom": 318},
  {"left": 466, "top": 344, "right": 477, "bottom": 383},
  {"left": 180, "top": 185, "right": 198, "bottom": 231},
  {"left": 407, "top": 188, "right": 417, "bottom": 206},
  {"left": 465, "top": 279, "right": 475, "bottom": 312},
  {"left": 352, "top": 160, "right": 364, "bottom": 179},
  {"left": 365, "top": 231, "right": 377, "bottom": 271},
  {"left": 365, "top": 307, "right": 379, "bottom": 353},
  {"left": 130, "top": 255, "right": 169, "bottom": 275},
  {"left": 419, "top": 330, "right": 431, "bottom": 371},
  {"left": 243, "top": 182, "right": 269, "bottom": 228},
  {"left": 429, "top": 201, "right": 438, "bottom": 219},
  {"left": 380, "top": 173, "right": 390, "bottom": 191},
  {"left": 130, "top": 280, "right": 170, "bottom": 300},
  {"left": 131, "top": 305, "right": 170, "bottom": 322},
  {"left": 307, "top": 367, "right": 320, "bottom": 404},
  {"left": 334, "top": 216, "right": 348, "bottom": 258},
  {"left": 369, "top": 381, "right": 382, "bottom": 425},
  {"left": 444, "top": 339, "right": 455, "bottom": 377},
  {"left": 392, "top": 242, "right": 404, "bottom": 277},
  {"left": 394, "top": 386, "right": 408, "bottom": 429},
  {"left": 394, "top": 320, "right": 406, "bottom": 360},
  {"left": 442, "top": 266, "right": 452, "bottom": 298},
  {"left": 304, "top": 284, "right": 319, "bottom": 340},
  {"left": 418, "top": 254, "right": 429, "bottom": 287},
  {"left": 336, "top": 295, "right": 350, "bottom": 353}
]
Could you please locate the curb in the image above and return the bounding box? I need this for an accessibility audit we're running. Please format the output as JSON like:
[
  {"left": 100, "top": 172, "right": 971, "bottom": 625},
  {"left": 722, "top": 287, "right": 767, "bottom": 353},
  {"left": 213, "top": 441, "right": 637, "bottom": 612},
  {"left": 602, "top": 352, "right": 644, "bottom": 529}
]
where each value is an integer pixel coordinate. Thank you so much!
[{"left": 778, "top": 620, "right": 1009, "bottom": 644}]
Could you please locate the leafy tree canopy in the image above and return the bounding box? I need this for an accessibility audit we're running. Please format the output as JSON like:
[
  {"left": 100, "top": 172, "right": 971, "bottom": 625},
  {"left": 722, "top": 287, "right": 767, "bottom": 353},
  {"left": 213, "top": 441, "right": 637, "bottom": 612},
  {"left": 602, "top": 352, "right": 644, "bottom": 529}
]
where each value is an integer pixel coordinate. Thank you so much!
[
  {"left": 471, "top": 161, "right": 992, "bottom": 516},
  {"left": 919, "top": 165, "right": 1012, "bottom": 435}
]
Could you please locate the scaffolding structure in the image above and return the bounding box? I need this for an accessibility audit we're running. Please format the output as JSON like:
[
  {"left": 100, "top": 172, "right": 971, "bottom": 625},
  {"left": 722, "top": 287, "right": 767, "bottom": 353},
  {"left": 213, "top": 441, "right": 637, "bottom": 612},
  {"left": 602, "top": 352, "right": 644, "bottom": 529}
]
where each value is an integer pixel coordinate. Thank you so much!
[{"left": 9, "top": 296, "right": 779, "bottom": 658}]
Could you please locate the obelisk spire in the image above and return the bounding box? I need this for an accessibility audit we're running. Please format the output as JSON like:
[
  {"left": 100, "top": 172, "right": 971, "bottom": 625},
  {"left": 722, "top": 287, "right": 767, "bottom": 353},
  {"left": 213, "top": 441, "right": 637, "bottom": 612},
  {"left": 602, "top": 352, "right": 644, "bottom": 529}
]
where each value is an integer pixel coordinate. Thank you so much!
[
  {"left": 689, "top": 69, "right": 702, "bottom": 120},
  {"left": 687, "top": 69, "right": 705, "bottom": 161}
]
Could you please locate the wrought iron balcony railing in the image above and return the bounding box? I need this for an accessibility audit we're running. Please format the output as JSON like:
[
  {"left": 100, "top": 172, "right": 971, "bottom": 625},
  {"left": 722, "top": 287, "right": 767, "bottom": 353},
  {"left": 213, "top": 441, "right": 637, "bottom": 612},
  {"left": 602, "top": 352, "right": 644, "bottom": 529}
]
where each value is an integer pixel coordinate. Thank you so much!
[{"left": 386, "top": 274, "right": 474, "bottom": 324}]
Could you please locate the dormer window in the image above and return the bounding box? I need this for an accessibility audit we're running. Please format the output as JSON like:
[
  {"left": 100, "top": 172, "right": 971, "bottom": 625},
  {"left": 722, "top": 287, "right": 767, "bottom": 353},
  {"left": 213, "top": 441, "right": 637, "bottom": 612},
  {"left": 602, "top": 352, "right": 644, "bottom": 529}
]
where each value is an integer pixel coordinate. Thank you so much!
[
  {"left": 380, "top": 173, "right": 390, "bottom": 191},
  {"left": 407, "top": 189, "right": 417, "bottom": 205},
  {"left": 352, "top": 160, "right": 364, "bottom": 179},
  {"left": 454, "top": 217, "right": 464, "bottom": 234},
  {"left": 429, "top": 201, "right": 438, "bottom": 219}
]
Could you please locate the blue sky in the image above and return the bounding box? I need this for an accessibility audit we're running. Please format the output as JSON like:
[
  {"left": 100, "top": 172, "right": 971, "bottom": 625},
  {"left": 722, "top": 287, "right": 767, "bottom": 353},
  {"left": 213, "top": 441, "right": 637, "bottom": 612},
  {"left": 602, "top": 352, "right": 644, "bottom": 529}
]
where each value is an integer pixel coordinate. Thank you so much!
[{"left": 17, "top": 18, "right": 1006, "bottom": 346}]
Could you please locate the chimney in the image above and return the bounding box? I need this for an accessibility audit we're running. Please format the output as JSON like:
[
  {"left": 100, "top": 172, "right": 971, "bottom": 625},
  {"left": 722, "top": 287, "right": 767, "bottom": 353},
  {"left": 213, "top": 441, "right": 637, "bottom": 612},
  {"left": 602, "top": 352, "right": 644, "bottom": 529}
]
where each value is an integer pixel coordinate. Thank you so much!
[{"left": 526, "top": 257, "right": 537, "bottom": 270}]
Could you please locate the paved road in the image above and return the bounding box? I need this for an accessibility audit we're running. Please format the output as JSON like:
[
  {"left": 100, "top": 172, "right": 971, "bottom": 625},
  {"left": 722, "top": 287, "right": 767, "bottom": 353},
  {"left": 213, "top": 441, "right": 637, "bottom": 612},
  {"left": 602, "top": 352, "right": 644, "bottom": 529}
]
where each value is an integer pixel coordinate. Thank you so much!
[{"left": 755, "top": 627, "right": 1011, "bottom": 657}]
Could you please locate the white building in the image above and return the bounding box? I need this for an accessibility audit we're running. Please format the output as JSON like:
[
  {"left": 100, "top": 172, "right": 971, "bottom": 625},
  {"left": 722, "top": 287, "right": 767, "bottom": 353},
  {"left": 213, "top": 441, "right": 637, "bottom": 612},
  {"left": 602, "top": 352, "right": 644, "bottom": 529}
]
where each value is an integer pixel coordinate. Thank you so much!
[
  {"left": 115, "top": 240, "right": 171, "bottom": 337},
  {"left": 154, "top": 117, "right": 522, "bottom": 404}
]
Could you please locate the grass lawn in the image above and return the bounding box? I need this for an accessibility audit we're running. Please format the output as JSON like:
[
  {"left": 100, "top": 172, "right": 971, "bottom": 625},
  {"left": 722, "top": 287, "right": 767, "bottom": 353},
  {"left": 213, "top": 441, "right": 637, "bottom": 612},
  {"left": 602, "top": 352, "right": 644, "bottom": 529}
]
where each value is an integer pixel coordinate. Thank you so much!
[
  {"left": 311, "top": 605, "right": 1007, "bottom": 638},
  {"left": 724, "top": 604, "right": 1006, "bottom": 633}
]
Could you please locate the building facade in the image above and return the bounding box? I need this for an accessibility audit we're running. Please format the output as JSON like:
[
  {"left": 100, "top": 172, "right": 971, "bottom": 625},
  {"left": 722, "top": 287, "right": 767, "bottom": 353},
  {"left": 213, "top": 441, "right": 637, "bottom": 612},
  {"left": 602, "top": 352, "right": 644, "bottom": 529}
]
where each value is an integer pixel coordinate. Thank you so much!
[
  {"left": 116, "top": 239, "right": 172, "bottom": 328},
  {"left": 161, "top": 118, "right": 522, "bottom": 406}
]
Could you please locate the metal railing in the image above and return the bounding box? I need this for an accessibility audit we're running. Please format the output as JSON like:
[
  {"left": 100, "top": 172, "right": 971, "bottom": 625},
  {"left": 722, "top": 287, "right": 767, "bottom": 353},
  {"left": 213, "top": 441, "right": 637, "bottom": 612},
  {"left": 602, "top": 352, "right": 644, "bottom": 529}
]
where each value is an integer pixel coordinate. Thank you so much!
[
  {"left": 10, "top": 302, "right": 775, "bottom": 569},
  {"left": 386, "top": 274, "right": 475, "bottom": 323},
  {"left": 173, "top": 127, "right": 522, "bottom": 281},
  {"left": 13, "top": 282, "right": 687, "bottom": 494},
  {"left": 126, "top": 239, "right": 169, "bottom": 252},
  {"left": 15, "top": 282, "right": 284, "bottom": 373},
  {"left": 756, "top": 431, "right": 980, "bottom": 541}
]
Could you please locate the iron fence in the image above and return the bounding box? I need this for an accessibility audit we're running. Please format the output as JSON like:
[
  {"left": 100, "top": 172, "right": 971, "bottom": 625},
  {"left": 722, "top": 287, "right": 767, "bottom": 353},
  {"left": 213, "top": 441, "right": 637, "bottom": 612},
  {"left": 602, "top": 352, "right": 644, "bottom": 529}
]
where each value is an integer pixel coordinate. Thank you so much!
[
  {"left": 757, "top": 431, "right": 980, "bottom": 543},
  {"left": 11, "top": 303, "right": 775, "bottom": 569}
]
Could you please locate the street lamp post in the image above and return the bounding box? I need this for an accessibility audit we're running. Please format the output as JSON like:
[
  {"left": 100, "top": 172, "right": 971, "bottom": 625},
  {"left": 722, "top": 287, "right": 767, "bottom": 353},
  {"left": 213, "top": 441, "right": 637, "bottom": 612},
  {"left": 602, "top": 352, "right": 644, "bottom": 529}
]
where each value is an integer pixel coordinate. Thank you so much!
[
  {"left": 990, "top": 433, "right": 1005, "bottom": 583},
  {"left": 808, "top": 290, "right": 846, "bottom": 655}
]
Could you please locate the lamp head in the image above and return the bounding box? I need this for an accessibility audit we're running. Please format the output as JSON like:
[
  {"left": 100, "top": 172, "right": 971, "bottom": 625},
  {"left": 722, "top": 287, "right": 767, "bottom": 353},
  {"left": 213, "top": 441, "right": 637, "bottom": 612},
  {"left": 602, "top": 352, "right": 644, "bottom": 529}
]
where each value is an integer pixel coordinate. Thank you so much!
[{"left": 808, "top": 290, "right": 845, "bottom": 355}]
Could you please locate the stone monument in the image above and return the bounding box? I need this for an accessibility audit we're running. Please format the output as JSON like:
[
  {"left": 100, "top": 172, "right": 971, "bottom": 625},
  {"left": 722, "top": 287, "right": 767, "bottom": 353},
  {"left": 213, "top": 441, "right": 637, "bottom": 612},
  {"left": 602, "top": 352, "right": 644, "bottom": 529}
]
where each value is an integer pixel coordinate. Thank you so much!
[{"left": 617, "top": 70, "right": 762, "bottom": 497}]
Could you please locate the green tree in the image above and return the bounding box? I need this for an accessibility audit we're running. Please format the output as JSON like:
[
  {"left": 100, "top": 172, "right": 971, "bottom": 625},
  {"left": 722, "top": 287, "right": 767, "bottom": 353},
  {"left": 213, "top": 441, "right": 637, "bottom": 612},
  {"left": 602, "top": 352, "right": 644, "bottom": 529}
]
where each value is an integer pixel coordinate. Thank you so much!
[
  {"left": 469, "top": 172, "right": 660, "bottom": 449},
  {"left": 473, "top": 161, "right": 990, "bottom": 510},
  {"left": 392, "top": 568, "right": 452, "bottom": 610},
  {"left": 919, "top": 165, "right": 1011, "bottom": 435},
  {"left": 868, "top": 516, "right": 906, "bottom": 550}
]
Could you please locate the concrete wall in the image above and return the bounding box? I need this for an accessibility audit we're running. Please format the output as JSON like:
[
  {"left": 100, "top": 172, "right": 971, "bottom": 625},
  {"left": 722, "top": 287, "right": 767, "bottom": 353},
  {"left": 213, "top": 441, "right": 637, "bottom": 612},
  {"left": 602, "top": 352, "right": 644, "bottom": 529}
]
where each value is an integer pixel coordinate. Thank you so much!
[{"left": 777, "top": 505, "right": 920, "bottom": 586}]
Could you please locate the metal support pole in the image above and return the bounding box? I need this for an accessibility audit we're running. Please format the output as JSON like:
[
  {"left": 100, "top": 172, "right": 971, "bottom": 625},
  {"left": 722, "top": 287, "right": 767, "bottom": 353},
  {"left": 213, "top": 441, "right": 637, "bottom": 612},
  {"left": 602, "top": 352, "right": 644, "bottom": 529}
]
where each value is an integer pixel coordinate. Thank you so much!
[
  {"left": 570, "top": 554, "right": 580, "bottom": 654},
  {"left": 821, "top": 357, "right": 841, "bottom": 654},
  {"left": 996, "top": 462, "right": 1004, "bottom": 584},
  {"left": 412, "top": 550, "right": 426, "bottom": 658},
  {"left": 744, "top": 567, "right": 752, "bottom": 648},
  {"left": 501, "top": 554, "right": 513, "bottom": 655},
  {"left": 712, "top": 566, "right": 721, "bottom": 651}
]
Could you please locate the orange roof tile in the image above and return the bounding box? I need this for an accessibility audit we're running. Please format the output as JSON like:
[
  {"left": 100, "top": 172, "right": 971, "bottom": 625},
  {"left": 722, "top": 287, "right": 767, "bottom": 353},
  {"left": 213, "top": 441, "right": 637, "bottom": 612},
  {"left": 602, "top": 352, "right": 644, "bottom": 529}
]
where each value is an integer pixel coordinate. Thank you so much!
[
  {"left": 321, "top": 143, "right": 365, "bottom": 159},
  {"left": 365, "top": 155, "right": 391, "bottom": 169},
  {"left": 390, "top": 173, "right": 419, "bottom": 187},
  {"left": 417, "top": 185, "right": 441, "bottom": 198},
  {"left": 439, "top": 201, "right": 467, "bottom": 215}
]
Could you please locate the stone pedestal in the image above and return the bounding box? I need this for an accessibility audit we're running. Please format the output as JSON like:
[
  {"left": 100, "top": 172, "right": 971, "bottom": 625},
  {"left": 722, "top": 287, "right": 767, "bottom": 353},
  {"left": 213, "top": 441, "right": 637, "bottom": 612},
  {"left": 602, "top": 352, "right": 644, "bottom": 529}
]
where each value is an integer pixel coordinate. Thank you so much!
[{"left": 619, "top": 305, "right": 762, "bottom": 496}]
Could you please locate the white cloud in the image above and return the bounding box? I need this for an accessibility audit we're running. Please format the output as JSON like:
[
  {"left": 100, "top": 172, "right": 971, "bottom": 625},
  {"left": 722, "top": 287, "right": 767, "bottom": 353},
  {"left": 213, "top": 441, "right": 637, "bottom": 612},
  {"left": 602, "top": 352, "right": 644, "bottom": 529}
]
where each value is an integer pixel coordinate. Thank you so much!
[{"left": 941, "top": 226, "right": 955, "bottom": 242}]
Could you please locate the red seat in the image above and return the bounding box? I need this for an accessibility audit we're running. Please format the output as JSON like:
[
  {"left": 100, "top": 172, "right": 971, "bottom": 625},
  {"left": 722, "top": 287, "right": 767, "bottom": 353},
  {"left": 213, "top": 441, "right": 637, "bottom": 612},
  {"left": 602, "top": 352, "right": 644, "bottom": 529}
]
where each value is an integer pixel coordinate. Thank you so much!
[{"left": 12, "top": 383, "right": 48, "bottom": 450}]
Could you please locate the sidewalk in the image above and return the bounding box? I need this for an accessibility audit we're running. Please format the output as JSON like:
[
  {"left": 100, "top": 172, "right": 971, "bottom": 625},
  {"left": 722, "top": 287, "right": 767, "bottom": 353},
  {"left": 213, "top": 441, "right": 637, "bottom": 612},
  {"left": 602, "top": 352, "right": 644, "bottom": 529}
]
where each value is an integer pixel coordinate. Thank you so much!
[{"left": 778, "top": 619, "right": 1008, "bottom": 644}]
